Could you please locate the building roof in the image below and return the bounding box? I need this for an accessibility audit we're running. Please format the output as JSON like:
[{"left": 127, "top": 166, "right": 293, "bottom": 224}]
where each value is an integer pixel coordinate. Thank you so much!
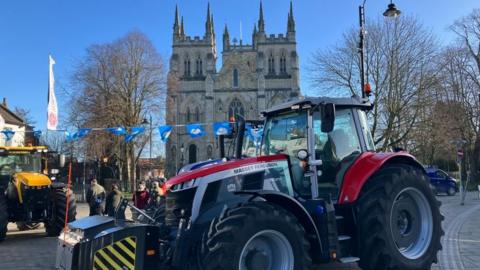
[
  {"left": 262, "top": 95, "right": 374, "bottom": 115},
  {"left": 0, "top": 103, "right": 25, "bottom": 127}
]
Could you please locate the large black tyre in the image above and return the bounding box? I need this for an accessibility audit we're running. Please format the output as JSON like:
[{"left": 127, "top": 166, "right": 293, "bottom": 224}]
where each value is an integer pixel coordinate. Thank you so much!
[
  {"left": 201, "top": 201, "right": 312, "bottom": 270},
  {"left": 0, "top": 192, "right": 7, "bottom": 242},
  {"left": 45, "top": 188, "right": 77, "bottom": 236},
  {"left": 357, "top": 164, "right": 443, "bottom": 270}
]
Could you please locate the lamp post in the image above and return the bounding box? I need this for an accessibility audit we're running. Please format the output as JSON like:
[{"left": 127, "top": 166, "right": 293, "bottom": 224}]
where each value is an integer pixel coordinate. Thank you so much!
[
  {"left": 147, "top": 114, "right": 153, "bottom": 179},
  {"left": 180, "top": 143, "right": 185, "bottom": 168},
  {"left": 359, "top": 0, "right": 401, "bottom": 98}
]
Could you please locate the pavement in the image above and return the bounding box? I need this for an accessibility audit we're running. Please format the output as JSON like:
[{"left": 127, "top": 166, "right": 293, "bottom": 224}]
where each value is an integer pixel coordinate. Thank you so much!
[{"left": 0, "top": 193, "right": 479, "bottom": 270}]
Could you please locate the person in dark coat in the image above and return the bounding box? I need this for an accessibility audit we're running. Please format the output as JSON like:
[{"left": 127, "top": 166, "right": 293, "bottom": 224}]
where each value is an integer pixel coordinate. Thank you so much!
[
  {"left": 132, "top": 181, "right": 150, "bottom": 210},
  {"left": 86, "top": 179, "right": 106, "bottom": 216},
  {"left": 105, "top": 183, "right": 124, "bottom": 218}
]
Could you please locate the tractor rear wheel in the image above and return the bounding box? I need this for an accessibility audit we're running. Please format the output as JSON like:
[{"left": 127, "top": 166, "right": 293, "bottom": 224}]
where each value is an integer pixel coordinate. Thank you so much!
[
  {"left": 45, "top": 188, "right": 77, "bottom": 236},
  {"left": 201, "top": 201, "right": 311, "bottom": 270},
  {"left": 0, "top": 192, "right": 7, "bottom": 242},
  {"left": 357, "top": 164, "right": 443, "bottom": 270}
]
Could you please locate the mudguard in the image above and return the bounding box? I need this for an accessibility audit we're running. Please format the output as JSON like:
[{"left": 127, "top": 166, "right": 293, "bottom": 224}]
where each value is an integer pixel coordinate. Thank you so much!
[
  {"left": 338, "top": 151, "right": 425, "bottom": 204},
  {"left": 234, "top": 190, "right": 323, "bottom": 258}
]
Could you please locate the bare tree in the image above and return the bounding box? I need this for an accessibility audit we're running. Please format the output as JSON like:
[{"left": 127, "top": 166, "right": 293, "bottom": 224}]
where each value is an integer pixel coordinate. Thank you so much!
[
  {"left": 443, "top": 9, "right": 480, "bottom": 183},
  {"left": 13, "top": 107, "right": 36, "bottom": 127},
  {"left": 67, "top": 31, "right": 166, "bottom": 190},
  {"left": 308, "top": 16, "right": 438, "bottom": 150}
]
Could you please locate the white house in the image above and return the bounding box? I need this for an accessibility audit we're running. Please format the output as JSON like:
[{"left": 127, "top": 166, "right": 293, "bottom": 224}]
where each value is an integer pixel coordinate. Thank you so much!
[{"left": 0, "top": 98, "right": 26, "bottom": 147}]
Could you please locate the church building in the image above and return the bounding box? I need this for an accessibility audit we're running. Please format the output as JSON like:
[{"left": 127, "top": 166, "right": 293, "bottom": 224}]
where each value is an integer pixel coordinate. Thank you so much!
[{"left": 165, "top": 2, "right": 301, "bottom": 176}]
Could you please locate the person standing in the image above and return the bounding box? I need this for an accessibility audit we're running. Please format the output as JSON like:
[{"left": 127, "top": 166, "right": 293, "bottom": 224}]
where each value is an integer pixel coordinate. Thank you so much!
[
  {"left": 105, "top": 183, "right": 124, "bottom": 219},
  {"left": 86, "top": 179, "right": 106, "bottom": 216},
  {"left": 132, "top": 181, "right": 150, "bottom": 209},
  {"left": 132, "top": 181, "right": 150, "bottom": 220}
]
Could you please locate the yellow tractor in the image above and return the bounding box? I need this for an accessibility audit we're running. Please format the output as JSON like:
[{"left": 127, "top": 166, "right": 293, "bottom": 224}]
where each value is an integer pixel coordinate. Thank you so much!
[{"left": 0, "top": 146, "right": 76, "bottom": 241}]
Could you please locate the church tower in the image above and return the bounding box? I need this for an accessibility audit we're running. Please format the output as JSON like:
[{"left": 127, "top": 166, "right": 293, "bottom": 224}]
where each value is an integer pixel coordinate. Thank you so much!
[{"left": 165, "top": 2, "right": 301, "bottom": 177}]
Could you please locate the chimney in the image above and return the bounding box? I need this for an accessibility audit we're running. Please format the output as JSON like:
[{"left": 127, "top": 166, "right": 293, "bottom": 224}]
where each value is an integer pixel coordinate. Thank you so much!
[{"left": 1, "top": 98, "right": 6, "bottom": 108}]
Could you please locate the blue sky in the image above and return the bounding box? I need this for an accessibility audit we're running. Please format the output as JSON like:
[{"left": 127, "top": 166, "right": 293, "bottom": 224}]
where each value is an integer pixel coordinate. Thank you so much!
[{"left": 0, "top": 0, "right": 478, "bottom": 129}]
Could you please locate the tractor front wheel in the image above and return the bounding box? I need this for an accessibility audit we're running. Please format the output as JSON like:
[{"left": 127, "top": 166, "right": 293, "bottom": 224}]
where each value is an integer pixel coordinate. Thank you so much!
[
  {"left": 0, "top": 192, "right": 7, "bottom": 242},
  {"left": 201, "top": 202, "right": 311, "bottom": 270},
  {"left": 45, "top": 188, "right": 77, "bottom": 236},
  {"left": 357, "top": 165, "right": 443, "bottom": 270}
]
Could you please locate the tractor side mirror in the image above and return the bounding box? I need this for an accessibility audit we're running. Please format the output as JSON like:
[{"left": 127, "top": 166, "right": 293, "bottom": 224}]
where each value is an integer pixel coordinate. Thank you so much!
[
  {"left": 297, "top": 149, "right": 309, "bottom": 161},
  {"left": 59, "top": 154, "right": 66, "bottom": 168},
  {"left": 321, "top": 103, "right": 335, "bottom": 133}
]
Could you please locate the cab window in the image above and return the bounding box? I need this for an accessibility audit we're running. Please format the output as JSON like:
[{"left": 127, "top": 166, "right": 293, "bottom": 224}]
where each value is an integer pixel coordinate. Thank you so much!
[{"left": 313, "top": 109, "right": 361, "bottom": 182}]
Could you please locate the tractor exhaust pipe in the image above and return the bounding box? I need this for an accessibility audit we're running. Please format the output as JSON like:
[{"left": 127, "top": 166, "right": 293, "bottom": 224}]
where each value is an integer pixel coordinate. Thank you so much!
[{"left": 235, "top": 115, "right": 245, "bottom": 159}]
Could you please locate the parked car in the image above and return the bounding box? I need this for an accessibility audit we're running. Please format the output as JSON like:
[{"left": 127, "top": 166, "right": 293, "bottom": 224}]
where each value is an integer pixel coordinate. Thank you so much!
[{"left": 426, "top": 167, "right": 458, "bottom": 196}]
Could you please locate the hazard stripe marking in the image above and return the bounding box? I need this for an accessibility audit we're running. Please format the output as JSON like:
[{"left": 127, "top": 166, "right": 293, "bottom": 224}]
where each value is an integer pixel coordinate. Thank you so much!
[
  {"left": 93, "top": 236, "right": 136, "bottom": 270},
  {"left": 125, "top": 237, "right": 136, "bottom": 249},
  {"left": 93, "top": 256, "right": 108, "bottom": 270},
  {"left": 107, "top": 245, "right": 134, "bottom": 270},
  {"left": 117, "top": 241, "right": 135, "bottom": 259},
  {"left": 97, "top": 250, "right": 122, "bottom": 270}
]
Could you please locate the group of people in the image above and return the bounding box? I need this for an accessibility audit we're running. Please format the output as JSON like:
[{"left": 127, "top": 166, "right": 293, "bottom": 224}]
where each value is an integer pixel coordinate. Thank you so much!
[{"left": 86, "top": 178, "right": 164, "bottom": 218}]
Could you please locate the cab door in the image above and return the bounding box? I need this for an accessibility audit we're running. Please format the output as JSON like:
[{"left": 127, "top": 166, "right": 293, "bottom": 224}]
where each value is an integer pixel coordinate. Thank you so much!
[{"left": 311, "top": 109, "right": 363, "bottom": 198}]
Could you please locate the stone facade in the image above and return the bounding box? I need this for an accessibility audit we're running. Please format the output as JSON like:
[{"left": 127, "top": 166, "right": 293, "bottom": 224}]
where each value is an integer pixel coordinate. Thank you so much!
[{"left": 165, "top": 2, "right": 300, "bottom": 176}]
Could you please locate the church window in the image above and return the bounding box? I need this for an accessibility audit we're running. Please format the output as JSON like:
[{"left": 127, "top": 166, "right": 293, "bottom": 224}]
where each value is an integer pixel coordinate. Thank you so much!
[
  {"left": 228, "top": 98, "right": 244, "bottom": 121},
  {"left": 233, "top": 68, "right": 239, "bottom": 88},
  {"left": 189, "top": 144, "right": 197, "bottom": 163},
  {"left": 195, "top": 56, "right": 203, "bottom": 76},
  {"left": 186, "top": 107, "right": 191, "bottom": 123},
  {"left": 280, "top": 54, "right": 287, "bottom": 74},
  {"left": 268, "top": 54, "right": 275, "bottom": 74},
  {"left": 195, "top": 107, "right": 200, "bottom": 122},
  {"left": 184, "top": 57, "right": 191, "bottom": 77},
  {"left": 207, "top": 145, "right": 213, "bottom": 159}
]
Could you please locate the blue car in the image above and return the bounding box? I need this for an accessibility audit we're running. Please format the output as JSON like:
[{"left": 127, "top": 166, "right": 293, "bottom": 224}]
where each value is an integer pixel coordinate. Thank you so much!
[{"left": 426, "top": 168, "right": 458, "bottom": 196}]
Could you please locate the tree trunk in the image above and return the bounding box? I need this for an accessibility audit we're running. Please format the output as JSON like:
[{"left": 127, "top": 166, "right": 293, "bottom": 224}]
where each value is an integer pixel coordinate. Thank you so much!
[{"left": 470, "top": 134, "right": 480, "bottom": 184}]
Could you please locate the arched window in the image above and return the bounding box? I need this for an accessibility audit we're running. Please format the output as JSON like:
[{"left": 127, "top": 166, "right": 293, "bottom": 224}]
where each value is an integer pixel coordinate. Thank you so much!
[
  {"left": 228, "top": 98, "right": 245, "bottom": 121},
  {"left": 207, "top": 145, "right": 213, "bottom": 159},
  {"left": 280, "top": 53, "right": 287, "bottom": 74},
  {"left": 233, "top": 68, "right": 239, "bottom": 88},
  {"left": 195, "top": 56, "right": 203, "bottom": 75},
  {"left": 268, "top": 53, "right": 275, "bottom": 74},
  {"left": 189, "top": 144, "right": 197, "bottom": 164},
  {"left": 184, "top": 56, "right": 191, "bottom": 77},
  {"left": 186, "top": 107, "right": 191, "bottom": 123},
  {"left": 195, "top": 107, "right": 200, "bottom": 122}
]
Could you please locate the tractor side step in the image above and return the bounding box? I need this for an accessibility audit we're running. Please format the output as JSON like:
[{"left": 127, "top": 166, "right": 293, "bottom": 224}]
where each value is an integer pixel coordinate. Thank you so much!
[{"left": 339, "top": 256, "right": 360, "bottom": 263}]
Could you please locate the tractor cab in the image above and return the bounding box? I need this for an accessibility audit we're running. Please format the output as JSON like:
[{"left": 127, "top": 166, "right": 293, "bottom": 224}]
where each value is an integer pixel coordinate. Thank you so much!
[{"left": 261, "top": 96, "right": 374, "bottom": 199}]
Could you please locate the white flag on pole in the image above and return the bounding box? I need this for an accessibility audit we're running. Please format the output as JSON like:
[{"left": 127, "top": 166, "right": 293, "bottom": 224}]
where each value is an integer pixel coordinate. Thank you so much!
[{"left": 47, "top": 55, "right": 58, "bottom": 130}]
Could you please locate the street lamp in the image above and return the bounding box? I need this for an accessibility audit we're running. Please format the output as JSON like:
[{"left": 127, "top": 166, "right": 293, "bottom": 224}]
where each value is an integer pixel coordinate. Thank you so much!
[
  {"left": 383, "top": 1, "right": 402, "bottom": 17},
  {"left": 180, "top": 143, "right": 185, "bottom": 168},
  {"left": 142, "top": 115, "right": 153, "bottom": 179},
  {"left": 359, "top": 0, "right": 401, "bottom": 98}
]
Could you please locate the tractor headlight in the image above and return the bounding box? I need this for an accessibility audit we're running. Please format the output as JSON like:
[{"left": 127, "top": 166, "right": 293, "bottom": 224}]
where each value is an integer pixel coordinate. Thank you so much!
[{"left": 59, "top": 229, "right": 84, "bottom": 246}]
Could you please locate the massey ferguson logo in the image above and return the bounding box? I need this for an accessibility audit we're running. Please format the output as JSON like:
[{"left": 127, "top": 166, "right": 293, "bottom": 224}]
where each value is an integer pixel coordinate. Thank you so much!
[{"left": 233, "top": 162, "right": 278, "bottom": 175}]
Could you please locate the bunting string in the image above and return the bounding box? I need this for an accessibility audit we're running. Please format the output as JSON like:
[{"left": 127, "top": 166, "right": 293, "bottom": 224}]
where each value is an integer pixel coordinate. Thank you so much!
[{"left": 0, "top": 121, "right": 263, "bottom": 144}]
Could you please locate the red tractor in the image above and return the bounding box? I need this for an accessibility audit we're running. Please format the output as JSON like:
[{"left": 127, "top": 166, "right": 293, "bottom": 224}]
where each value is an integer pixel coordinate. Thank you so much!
[{"left": 56, "top": 96, "right": 442, "bottom": 270}]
